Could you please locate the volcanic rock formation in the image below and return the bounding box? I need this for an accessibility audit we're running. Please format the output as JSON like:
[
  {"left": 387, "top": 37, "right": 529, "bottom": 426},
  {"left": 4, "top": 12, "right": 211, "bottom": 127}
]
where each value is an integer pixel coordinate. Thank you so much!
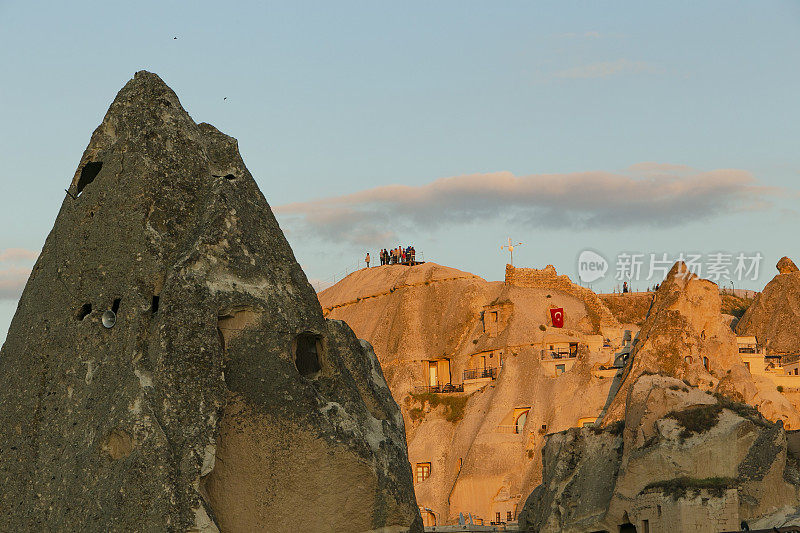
[
  {"left": 0, "top": 71, "right": 421, "bottom": 533},
  {"left": 320, "top": 262, "right": 631, "bottom": 525},
  {"left": 519, "top": 263, "right": 800, "bottom": 532},
  {"left": 737, "top": 256, "right": 800, "bottom": 355}
]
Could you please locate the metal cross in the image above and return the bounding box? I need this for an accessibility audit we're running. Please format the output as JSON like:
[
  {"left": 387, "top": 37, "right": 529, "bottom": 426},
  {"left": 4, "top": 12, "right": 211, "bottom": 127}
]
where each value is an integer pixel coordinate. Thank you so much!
[{"left": 501, "top": 237, "right": 523, "bottom": 265}]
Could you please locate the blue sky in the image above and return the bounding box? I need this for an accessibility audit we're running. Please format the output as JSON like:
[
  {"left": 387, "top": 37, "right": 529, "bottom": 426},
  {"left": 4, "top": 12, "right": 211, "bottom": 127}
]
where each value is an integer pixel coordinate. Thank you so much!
[{"left": 1, "top": 1, "right": 799, "bottom": 342}]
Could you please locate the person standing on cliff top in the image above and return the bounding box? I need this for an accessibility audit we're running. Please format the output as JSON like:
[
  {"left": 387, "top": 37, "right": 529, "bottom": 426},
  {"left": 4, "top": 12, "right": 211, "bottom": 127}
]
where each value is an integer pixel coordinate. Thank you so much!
[{"left": 365, "top": 252, "right": 370, "bottom": 268}]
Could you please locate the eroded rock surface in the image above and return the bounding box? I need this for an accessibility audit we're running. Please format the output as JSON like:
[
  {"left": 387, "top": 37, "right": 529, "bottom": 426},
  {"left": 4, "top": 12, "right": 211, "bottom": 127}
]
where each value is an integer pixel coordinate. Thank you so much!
[
  {"left": 737, "top": 256, "right": 800, "bottom": 354},
  {"left": 0, "top": 71, "right": 421, "bottom": 532},
  {"left": 519, "top": 263, "right": 800, "bottom": 532},
  {"left": 320, "top": 263, "right": 628, "bottom": 525}
]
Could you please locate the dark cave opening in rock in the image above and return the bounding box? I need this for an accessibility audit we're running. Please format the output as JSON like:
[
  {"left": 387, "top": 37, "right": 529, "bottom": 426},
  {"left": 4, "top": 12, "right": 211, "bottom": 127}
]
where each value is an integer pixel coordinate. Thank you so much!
[
  {"left": 294, "top": 333, "right": 322, "bottom": 377},
  {"left": 76, "top": 161, "right": 103, "bottom": 196},
  {"left": 76, "top": 303, "right": 92, "bottom": 321}
]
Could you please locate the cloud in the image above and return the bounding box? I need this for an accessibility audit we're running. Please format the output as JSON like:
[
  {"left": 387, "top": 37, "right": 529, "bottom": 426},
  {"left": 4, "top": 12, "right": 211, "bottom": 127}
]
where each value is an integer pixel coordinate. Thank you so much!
[
  {"left": 0, "top": 266, "right": 31, "bottom": 300},
  {"left": 275, "top": 164, "right": 778, "bottom": 247},
  {"left": 0, "top": 248, "right": 39, "bottom": 262},
  {"left": 0, "top": 248, "right": 38, "bottom": 300},
  {"left": 551, "top": 59, "right": 660, "bottom": 80}
]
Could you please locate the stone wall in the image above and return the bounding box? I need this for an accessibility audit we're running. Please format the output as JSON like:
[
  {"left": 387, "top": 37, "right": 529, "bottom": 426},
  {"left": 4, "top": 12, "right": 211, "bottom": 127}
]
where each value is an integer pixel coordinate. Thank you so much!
[
  {"left": 631, "top": 488, "right": 739, "bottom": 533},
  {"left": 505, "top": 264, "right": 617, "bottom": 330}
]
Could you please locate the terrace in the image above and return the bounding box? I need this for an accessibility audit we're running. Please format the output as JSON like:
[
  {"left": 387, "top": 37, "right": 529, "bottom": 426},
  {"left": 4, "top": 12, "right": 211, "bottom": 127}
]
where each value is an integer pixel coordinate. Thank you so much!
[
  {"left": 463, "top": 367, "right": 499, "bottom": 381},
  {"left": 540, "top": 348, "right": 577, "bottom": 360},
  {"left": 414, "top": 383, "right": 464, "bottom": 394}
]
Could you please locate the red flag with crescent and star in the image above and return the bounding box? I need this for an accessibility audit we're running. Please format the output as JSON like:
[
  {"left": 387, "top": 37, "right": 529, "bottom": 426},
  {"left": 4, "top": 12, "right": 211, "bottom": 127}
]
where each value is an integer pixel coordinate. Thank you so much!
[{"left": 550, "top": 307, "right": 564, "bottom": 328}]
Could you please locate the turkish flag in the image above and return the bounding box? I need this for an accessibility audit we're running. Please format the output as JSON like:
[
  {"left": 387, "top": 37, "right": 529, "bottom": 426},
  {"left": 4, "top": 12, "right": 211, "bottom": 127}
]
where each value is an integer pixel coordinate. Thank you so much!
[{"left": 550, "top": 308, "right": 564, "bottom": 328}]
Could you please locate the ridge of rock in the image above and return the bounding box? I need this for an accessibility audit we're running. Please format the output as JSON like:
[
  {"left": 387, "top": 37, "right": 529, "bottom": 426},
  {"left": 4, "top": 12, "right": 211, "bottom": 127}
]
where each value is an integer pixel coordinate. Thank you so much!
[{"left": 737, "top": 256, "right": 800, "bottom": 354}]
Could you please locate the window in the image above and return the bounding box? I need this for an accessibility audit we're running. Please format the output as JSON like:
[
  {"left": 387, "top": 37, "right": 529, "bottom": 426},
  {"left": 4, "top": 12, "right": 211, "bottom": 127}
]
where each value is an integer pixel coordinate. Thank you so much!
[
  {"left": 415, "top": 462, "right": 431, "bottom": 483},
  {"left": 507, "top": 511, "right": 513, "bottom": 521},
  {"left": 555, "top": 364, "right": 565, "bottom": 375},
  {"left": 684, "top": 356, "right": 693, "bottom": 364},
  {"left": 495, "top": 512, "right": 501, "bottom": 523},
  {"left": 421, "top": 510, "right": 436, "bottom": 527},
  {"left": 515, "top": 409, "right": 530, "bottom": 434},
  {"left": 703, "top": 357, "right": 710, "bottom": 371}
]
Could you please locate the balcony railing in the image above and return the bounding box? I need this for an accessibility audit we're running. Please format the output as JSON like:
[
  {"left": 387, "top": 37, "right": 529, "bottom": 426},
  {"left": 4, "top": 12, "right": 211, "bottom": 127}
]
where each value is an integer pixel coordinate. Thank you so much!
[
  {"left": 463, "top": 367, "right": 498, "bottom": 381},
  {"left": 413, "top": 383, "right": 464, "bottom": 394},
  {"left": 541, "top": 349, "right": 577, "bottom": 360}
]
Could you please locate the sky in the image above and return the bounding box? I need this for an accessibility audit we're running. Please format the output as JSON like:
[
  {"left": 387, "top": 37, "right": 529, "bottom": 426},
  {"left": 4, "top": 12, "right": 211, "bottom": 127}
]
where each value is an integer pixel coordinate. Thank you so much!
[{"left": 1, "top": 1, "right": 799, "bottom": 343}]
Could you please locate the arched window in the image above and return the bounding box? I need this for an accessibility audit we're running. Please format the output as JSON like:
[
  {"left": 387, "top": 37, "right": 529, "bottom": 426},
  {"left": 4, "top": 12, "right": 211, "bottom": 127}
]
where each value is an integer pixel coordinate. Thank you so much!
[
  {"left": 684, "top": 356, "right": 694, "bottom": 365},
  {"left": 515, "top": 409, "right": 529, "bottom": 434},
  {"left": 420, "top": 509, "right": 436, "bottom": 527},
  {"left": 703, "top": 357, "right": 710, "bottom": 371}
]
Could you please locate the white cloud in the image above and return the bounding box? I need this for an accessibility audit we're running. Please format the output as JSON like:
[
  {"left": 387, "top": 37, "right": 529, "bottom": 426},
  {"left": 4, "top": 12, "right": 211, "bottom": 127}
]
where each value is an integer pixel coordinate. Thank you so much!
[
  {"left": 275, "top": 164, "right": 777, "bottom": 248},
  {"left": 0, "top": 248, "right": 39, "bottom": 262},
  {"left": 0, "top": 248, "right": 38, "bottom": 300},
  {"left": 0, "top": 266, "right": 31, "bottom": 300}
]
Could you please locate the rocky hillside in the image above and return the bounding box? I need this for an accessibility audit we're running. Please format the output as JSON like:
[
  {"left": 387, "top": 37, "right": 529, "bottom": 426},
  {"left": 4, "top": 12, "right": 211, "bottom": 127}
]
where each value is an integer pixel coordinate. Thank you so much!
[
  {"left": 737, "top": 257, "right": 800, "bottom": 354},
  {"left": 320, "top": 263, "right": 630, "bottom": 525},
  {"left": 600, "top": 292, "right": 655, "bottom": 327},
  {"left": 519, "top": 262, "right": 800, "bottom": 532}
]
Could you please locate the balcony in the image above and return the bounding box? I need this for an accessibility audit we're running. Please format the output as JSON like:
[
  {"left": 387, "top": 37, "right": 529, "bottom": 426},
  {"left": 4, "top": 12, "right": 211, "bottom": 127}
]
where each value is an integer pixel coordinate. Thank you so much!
[
  {"left": 541, "top": 349, "right": 577, "bottom": 360},
  {"left": 413, "top": 383, "right": 464, "bottom": 394},
  {"left": 463, "top": 367, "right": 499, "bottom": 381}
]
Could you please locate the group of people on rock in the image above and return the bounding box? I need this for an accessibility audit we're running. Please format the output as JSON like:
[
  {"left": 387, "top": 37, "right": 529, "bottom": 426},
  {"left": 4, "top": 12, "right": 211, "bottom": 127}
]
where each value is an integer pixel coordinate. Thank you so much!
[{"left": 365, "top": 246, "right": 417, "bottom": 267}]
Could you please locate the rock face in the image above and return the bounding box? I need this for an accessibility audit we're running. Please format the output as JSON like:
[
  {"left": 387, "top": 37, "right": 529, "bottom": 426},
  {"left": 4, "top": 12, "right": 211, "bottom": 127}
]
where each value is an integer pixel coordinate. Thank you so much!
[
  {"left": 599, "top": 292, "right": 655, "bottom": 327},
  {"left": 0, "top": 71, "right": 421, "bottom": 532},
  {"left": 737, "top": 256, "right": 800, "bottom": 354},
  {"left": 603, "top": 262, "right": 799, "bottom": 427},
  {"left": 521, "top": 378, "right": 800, "bottom": 532},
  {"left": 519, "top": 263, "right": 800, "bottom": 532},
  {"left": 777, "top": 256, "right": 799, "bottom": 274},
  {"left": 320, "top": 263, "right": 629, "bottom": 525}
]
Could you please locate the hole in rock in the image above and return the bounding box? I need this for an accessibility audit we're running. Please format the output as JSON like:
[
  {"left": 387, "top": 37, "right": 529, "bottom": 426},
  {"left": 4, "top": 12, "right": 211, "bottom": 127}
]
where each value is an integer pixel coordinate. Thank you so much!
[
  {"left": 111, "top": 298, "right": 121, "bottom": 314},
  {"left": 294, "top": 333, "right": 322, "bottom": 377},
  {"left": 151, "top": 295, "right": 160, "bottom": 313},
  {"left": 76, "top": 161, "right": 103, "bottom": 196},
  {"left": 224, "top": 174, "right": 236, "bottom": 180},
  {"left": 76, "top": 303, "right": 92, "bottom": 321}
]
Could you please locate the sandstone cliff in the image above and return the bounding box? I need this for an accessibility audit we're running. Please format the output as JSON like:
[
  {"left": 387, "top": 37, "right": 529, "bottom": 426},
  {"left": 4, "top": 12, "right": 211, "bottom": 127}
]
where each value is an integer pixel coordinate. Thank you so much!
[
  {"left": 0, "top": 72, "right": 421, "bottom": 532},
  {"left": 320, "top": 263, "right": 628, "bottom": 525},
  {"left": 737, "top": 256, "right": 800, "bottom": 355}
]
